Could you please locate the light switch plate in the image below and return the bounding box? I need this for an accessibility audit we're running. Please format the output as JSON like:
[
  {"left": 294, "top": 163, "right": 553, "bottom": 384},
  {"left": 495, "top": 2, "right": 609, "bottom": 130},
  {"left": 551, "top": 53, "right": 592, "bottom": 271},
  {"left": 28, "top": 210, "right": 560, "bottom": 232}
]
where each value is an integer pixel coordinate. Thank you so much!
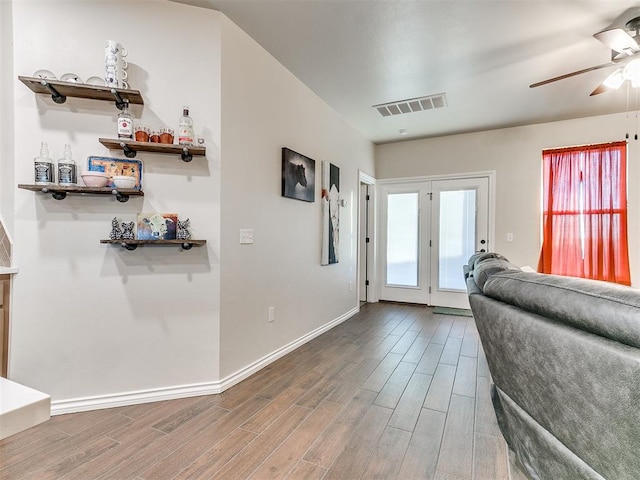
[{"left": 240, "top": 229, "right": 254, "bottom": 244}]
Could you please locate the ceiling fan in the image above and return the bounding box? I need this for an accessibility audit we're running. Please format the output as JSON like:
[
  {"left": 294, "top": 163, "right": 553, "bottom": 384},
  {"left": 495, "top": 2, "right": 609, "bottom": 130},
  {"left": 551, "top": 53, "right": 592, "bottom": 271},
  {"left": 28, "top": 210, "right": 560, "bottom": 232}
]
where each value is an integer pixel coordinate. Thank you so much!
[{"left": 530, "top": 15, "right": 640, "bottom": 96}]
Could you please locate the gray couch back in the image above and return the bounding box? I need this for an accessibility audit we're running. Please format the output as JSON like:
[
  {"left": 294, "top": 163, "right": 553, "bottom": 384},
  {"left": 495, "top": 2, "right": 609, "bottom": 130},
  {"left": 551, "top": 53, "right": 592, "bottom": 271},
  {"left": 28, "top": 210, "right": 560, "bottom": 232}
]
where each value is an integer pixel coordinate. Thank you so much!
[{"left": 466, "top": 252, "right": 640, "bottom": 480}]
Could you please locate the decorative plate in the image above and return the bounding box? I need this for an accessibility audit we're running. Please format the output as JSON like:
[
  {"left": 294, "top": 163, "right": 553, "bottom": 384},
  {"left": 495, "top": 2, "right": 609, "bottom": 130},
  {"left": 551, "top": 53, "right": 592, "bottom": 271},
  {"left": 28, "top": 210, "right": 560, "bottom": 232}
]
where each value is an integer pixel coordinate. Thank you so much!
[{"left": 86, "top": 156, "right": 142, "bottom": 190}]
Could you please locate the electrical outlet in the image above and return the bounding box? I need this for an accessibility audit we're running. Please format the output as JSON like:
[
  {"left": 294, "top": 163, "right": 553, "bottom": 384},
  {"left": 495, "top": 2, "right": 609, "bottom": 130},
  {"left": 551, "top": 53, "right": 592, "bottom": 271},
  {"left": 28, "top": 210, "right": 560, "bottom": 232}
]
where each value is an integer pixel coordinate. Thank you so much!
[
  {"left": 348, "top": 282, "right": 353, "bottom": 292},
  {"left": 268, "top": 306, "right": 275, "bottom": 322}
]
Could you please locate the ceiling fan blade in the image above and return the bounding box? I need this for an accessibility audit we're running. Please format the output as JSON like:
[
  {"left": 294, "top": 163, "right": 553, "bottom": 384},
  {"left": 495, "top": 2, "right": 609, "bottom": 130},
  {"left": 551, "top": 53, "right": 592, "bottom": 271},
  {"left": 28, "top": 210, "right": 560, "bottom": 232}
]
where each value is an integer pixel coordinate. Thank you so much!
[
  {"left": 589, "top": 84, "right": 612, "bottom": 96},
  {"left": 594, "top": 28, "right": 639, "bottom": 54},
  {"left": 530, "top": 62, "right": 617, "bottom": 88}
]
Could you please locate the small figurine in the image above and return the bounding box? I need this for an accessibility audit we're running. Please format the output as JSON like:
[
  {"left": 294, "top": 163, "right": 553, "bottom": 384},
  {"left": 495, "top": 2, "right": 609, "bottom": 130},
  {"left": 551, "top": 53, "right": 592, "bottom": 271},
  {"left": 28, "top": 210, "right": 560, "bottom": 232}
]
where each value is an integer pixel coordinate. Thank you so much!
[
  {"left": 177, "top": 218, "right": 191, "bottom": 240},
  {"left": 109, "top": 217, "right": 123, "bottom": 240},
  {"left": 121, "top": 221, "right": 135, "bottom": 240}
]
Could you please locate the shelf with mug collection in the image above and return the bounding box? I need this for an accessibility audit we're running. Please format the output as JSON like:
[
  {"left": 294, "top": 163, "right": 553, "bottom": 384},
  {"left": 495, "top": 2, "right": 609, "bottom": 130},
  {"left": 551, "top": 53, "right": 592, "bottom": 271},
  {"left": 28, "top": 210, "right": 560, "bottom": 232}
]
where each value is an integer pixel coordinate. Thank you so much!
[{"left": 18, "top": 76, "right": 143, "bottom": 110}]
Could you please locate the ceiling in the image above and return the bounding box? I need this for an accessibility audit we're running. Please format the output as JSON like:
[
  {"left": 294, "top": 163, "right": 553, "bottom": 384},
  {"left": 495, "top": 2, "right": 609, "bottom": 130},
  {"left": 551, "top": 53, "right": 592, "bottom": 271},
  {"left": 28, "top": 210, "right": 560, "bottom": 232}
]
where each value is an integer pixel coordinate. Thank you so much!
[{"left": 174, "top": 0, "right": 640, "bottom": 144}]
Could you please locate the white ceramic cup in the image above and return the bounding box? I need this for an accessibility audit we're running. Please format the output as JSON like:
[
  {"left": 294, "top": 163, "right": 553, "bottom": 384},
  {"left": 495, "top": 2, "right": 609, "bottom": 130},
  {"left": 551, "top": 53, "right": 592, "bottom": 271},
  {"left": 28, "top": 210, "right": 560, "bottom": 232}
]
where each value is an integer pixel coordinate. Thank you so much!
[
  {"left": 105, "top": 40, "right": 128, "bottom": 87},
  {"left": 105, "top": 40, "right": 127, "bottom": 61}
]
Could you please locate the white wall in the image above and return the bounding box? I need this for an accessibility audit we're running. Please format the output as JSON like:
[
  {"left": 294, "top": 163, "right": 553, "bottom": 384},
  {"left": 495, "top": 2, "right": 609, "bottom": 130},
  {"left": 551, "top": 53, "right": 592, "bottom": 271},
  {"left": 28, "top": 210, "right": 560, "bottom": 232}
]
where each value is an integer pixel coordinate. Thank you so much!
[
  {"left": 375, "top": 113, "right": 640, "bottom": 285},
  {"left": 10, "top": 0, "right": 222, "bottom": 408},
  {"left": 218, "top": 17, "right": 375, "bottom": 378},
  {"left": 6, "top": 0, "right": 375, "bottom": 411},
  {"left": 1, "top": 0, "right": 15, "bottom": 231}
]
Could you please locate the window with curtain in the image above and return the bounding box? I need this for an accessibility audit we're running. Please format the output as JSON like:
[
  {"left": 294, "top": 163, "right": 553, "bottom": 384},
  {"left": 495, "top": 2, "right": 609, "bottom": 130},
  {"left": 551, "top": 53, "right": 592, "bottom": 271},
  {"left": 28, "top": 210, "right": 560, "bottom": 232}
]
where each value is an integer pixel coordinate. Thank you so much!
[{"left": 537, "top": 141, "right": 631, "bottom": 285}]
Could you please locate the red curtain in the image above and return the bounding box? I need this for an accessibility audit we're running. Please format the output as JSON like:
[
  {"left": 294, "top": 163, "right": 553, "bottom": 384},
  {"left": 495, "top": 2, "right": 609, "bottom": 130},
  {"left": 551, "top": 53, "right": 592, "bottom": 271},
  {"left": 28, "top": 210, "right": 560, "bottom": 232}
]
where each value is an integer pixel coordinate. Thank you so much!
[{"left": 537, "top": 141, "right": 631, "bottom": 285}]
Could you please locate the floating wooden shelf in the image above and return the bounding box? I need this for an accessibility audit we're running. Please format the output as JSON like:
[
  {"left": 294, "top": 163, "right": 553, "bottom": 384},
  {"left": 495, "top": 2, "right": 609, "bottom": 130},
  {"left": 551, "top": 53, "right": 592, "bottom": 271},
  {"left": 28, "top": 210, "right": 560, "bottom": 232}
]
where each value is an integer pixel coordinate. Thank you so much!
[
  {"left": 18, "top": 76, "right": 144, "bottom": 110},
  {"left": 18, "top": 184, "right": 143, "bottom": 203},
  {"left": 98, "top": 138, "right": 206, "bottom": 162},
  {"left": 100, "top": 239, "right": 206, "bottom": 251}
]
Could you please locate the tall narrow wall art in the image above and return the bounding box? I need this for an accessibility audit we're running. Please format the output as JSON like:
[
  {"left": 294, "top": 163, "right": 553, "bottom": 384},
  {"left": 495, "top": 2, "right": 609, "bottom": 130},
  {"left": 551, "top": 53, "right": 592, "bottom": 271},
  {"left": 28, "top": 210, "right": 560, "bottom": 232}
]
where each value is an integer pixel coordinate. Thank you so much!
[{"left": 321, "top": 161, "right": 340, "bottom": 265}]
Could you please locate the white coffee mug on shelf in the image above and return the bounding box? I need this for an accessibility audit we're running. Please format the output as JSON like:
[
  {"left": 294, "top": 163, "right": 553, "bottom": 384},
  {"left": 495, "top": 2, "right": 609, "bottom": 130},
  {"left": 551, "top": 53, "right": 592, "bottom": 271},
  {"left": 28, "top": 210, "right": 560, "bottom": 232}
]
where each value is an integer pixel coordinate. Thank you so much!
[
  {"left": 105, "top": 40, "right": 127, "bottom": 61},
  {"left": 104, "top": 40, "right": 128, "bottom": 87},
  {"left": 105, "top": 63, "right": 128, "bottom": 89}
]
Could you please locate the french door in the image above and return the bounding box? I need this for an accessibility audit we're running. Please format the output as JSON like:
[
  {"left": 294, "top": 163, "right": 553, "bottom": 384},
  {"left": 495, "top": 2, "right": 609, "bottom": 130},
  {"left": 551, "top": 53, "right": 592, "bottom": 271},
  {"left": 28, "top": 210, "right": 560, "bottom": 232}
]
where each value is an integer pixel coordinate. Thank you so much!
[{"left": 380, "top": 176, "right": 490, "bottom": 308}]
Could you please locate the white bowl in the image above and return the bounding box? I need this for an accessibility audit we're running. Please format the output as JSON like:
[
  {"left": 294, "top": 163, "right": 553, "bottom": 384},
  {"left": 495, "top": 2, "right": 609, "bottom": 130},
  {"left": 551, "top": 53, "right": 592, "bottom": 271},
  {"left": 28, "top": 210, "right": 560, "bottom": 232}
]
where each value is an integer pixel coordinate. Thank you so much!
[
  {"left": 33, "top": 69, "right": 56, "bottom": 80},
  {"left": 60, "top": 73, "right": 83, "bottom": 84},
  {"left": 112, "top": 175, "right": 136, "bottom": 189},
  {"left": 81, "top": 171, "right": 109, "bottom": 188},
  {"left": 86, "top": 76, "right": 106, "bottom": 87}
]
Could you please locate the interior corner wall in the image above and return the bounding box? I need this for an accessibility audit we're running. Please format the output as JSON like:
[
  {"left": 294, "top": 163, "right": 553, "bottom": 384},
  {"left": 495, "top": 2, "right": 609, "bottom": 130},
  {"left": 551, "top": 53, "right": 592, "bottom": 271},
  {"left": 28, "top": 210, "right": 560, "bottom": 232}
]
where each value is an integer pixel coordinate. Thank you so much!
[
  {"left": 375, "top": 113, "right": 640, "bottom": 285},
  {"left": 1, "top": 1, "right": 15, "bottom": 231},
  {"left": 10, "top": 0, "right": 221, "bottom": 409},
  {"left": 218, "top": 16, "right": 375, "bottom": 379}
]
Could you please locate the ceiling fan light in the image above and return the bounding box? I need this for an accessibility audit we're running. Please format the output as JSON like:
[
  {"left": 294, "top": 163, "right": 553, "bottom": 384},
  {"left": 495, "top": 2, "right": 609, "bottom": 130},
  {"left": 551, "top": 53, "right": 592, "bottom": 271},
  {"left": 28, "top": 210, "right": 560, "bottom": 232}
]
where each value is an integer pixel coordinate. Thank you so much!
[
  {"left": 603, "top": 68, "right": 625, "bottom": 89},
  {"left": 623, "top": 58, "right": 640, "bottom": 81}
]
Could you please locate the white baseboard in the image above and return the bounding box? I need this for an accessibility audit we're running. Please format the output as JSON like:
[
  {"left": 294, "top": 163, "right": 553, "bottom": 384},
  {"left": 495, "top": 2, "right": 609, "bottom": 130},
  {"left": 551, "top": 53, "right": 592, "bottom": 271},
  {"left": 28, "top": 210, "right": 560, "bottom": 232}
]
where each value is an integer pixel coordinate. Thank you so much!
[{"left": 51, "top": 305, "right": 360, "bottom": 415}]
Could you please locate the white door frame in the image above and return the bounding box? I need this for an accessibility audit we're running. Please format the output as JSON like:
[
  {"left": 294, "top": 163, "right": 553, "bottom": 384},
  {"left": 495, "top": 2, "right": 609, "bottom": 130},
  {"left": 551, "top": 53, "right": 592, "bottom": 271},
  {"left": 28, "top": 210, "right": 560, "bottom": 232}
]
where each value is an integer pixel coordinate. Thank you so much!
[
  {"left": 377, "top": 171, "right": 496, "bottom": 304},
  {"left": 358, "top": 170, "right": 378, "bottom": 303}
]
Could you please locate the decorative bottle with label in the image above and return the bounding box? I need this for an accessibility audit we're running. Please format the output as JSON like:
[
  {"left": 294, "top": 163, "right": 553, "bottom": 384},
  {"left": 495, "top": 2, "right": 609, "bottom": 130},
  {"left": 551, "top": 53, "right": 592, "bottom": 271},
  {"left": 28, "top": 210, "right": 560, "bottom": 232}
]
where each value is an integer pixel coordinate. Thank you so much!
[
  {"left": 117, "top": 100, "right": 133, "bottom": 139},
  {"left": 57, "top": 144, "right": 77, "bottom": 185},
  {"left": 177, "top": 105, "right": 195, "bottom": 146},
  {"left": 34, "top": 142, "right": 55, "bottom": 184}
]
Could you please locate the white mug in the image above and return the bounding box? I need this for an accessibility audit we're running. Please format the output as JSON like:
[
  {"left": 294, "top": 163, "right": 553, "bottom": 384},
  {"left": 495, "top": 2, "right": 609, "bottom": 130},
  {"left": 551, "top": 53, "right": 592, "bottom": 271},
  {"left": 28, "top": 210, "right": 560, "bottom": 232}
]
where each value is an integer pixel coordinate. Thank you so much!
[
  {"left": 105, "top": 40, "right": 128, "bottom": 87},
  {"left": 105, "top": 65, "right": 128, "bottom": 89},
  {"left": 105, "top": 40, "right": 127, "bottom": 60}
]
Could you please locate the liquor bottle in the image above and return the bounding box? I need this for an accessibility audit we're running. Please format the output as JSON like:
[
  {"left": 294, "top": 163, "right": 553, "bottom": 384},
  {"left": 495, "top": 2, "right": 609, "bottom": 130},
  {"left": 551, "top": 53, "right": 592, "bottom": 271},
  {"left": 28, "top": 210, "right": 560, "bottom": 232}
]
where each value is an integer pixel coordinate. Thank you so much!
[
  {"left": 57, "top": 144, "right": 77, "bottom": 186},
  {"left": 117, "top": 100, "right": 134, "bottom": 139},
  {"left": 34, "top": 142, "right": 55, "bottom": 184},
  {"left": 177, "top": 105, "right": 195, "bottom": 146}
]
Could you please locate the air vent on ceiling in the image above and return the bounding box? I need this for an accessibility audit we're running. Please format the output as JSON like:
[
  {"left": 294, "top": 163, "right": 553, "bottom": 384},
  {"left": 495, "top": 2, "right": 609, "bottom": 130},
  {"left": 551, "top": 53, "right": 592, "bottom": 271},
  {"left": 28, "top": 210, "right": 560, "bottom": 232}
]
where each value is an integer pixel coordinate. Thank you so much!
[{"left": 373, "top": 93, "right": 447, "bottom": 117}]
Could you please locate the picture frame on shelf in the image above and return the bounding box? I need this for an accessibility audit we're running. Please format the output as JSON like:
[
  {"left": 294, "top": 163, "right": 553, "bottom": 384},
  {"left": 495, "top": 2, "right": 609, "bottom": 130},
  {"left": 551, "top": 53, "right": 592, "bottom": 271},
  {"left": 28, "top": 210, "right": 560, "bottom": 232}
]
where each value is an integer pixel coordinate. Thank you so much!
[
  {"left": 87, "top": 156, "right": 143, "bottom": 190},
  {"left": 136, "top": 213, "right": 178, "bottom": 240}
]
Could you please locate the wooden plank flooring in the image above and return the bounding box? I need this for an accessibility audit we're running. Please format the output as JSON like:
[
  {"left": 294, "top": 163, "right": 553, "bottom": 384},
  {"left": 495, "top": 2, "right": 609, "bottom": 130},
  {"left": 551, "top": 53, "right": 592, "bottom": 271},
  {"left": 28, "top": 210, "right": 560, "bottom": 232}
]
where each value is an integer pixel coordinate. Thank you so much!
[{"left": 0, "top": 302, "right": 527, "bottom": 479}]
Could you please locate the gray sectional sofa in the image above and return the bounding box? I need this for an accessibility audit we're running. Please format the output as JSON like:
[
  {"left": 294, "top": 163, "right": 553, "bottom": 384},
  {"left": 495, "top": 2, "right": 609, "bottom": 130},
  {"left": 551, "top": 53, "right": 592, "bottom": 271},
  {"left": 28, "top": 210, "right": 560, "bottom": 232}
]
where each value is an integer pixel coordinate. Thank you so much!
[{"left": 464, "top": 252, "right": 640, "bottom": 480}]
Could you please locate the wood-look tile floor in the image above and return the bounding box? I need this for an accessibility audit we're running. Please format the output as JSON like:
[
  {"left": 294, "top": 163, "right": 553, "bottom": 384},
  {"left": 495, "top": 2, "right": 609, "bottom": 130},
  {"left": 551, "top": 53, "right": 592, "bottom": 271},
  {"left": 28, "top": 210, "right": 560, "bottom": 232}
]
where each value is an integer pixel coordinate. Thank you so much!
[{"left": 0, "top": 302, "right": 529, "bottom": 480}]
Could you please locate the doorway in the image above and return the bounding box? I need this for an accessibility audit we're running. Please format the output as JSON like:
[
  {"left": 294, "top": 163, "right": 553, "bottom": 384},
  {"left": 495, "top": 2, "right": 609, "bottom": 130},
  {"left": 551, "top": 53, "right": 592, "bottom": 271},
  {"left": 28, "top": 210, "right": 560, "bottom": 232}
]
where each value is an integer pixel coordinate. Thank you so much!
[
  {"left": 358, "top": 171, "right": 376, "bottom": 304},
  {"left": 379, "top": 174, "right": 492, "bottom": 308}
]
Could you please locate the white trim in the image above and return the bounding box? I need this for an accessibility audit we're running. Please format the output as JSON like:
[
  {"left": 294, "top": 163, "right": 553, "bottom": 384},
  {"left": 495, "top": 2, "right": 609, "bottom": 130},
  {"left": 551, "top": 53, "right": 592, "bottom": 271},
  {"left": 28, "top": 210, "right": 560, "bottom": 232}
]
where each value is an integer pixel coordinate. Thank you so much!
[
  {"left": 359, "top": 170, "right": 376, "bottom": 186},
  {"left": 358, "top": 170, "right": 378, "bottom": 303},
  {"left": 50, "top": 306, "right": 360, "bottom": 415},
  {"left": 377, "top": 170, "right": 496, "bottom": 185}
]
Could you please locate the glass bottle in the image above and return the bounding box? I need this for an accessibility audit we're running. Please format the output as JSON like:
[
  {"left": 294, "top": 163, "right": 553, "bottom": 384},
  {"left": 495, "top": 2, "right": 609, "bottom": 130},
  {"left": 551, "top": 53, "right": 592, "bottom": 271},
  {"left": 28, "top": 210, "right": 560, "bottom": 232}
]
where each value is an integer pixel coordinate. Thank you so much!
[
  {"left": 117, "top": 100, "right": 134, "bottom": 139},
  {"left": 177, "top": 105, "right": 195, "bottom": 146},
  {"left": 57, "top": 144, "right": 77, "bottom": 186},
  {"left": 34, "top": 142, "right": 55, "bottom": 184}
]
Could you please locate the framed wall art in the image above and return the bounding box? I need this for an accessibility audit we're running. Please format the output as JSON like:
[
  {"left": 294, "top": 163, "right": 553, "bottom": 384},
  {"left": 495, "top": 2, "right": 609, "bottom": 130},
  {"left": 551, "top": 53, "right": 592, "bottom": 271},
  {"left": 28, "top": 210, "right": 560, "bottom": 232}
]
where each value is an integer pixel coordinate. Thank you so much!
[
  {"left": 281, "top": 147, "right": 315, "bottom": 202},
  {"left": 87, "top": 156, "right": 143, "bottom": 190},
  {"left": 136, "top": 213, "right": 178, "bottom": 240},
  {"left": 321, "top": 161, "right": 340, "bottom": 265}
]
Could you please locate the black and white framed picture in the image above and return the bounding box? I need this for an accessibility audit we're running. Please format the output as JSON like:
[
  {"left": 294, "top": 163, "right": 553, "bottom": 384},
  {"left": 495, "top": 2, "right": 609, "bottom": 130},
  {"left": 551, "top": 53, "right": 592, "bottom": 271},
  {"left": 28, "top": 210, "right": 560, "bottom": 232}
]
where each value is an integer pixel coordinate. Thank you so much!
[
  {"left": 321, "top": 161, "right": 340, "bottom": 265},
  {"left": 281, "top": 147, "right": 315, "bottom": 202}
]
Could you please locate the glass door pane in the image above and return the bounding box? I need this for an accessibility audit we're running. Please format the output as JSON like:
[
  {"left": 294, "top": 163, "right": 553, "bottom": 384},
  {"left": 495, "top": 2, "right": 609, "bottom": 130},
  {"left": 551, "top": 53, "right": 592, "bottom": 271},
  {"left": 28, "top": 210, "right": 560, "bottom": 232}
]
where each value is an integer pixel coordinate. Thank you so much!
[
  {"left": 386, "top": 192, "right": 419, "bottom": 286},
  {"left": 439, "top": 189, "right": 477, "bottom": 290},
  {"left": 430, "top": 176, "right": 489, "bottom": 309}
]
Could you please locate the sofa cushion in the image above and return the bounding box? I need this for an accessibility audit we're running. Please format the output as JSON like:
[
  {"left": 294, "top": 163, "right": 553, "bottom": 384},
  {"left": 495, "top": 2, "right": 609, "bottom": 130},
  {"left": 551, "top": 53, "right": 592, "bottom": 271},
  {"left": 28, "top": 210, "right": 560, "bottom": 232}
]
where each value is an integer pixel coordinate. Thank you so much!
[
  {"left": 483, "top": 270, "right": 640, "bottom": 349},
  {"left": 467, "top": 251, "right": 509, "bottom": 270},
  {"left": 471, "top": 256, "right": 521, "bottom": 290}
]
